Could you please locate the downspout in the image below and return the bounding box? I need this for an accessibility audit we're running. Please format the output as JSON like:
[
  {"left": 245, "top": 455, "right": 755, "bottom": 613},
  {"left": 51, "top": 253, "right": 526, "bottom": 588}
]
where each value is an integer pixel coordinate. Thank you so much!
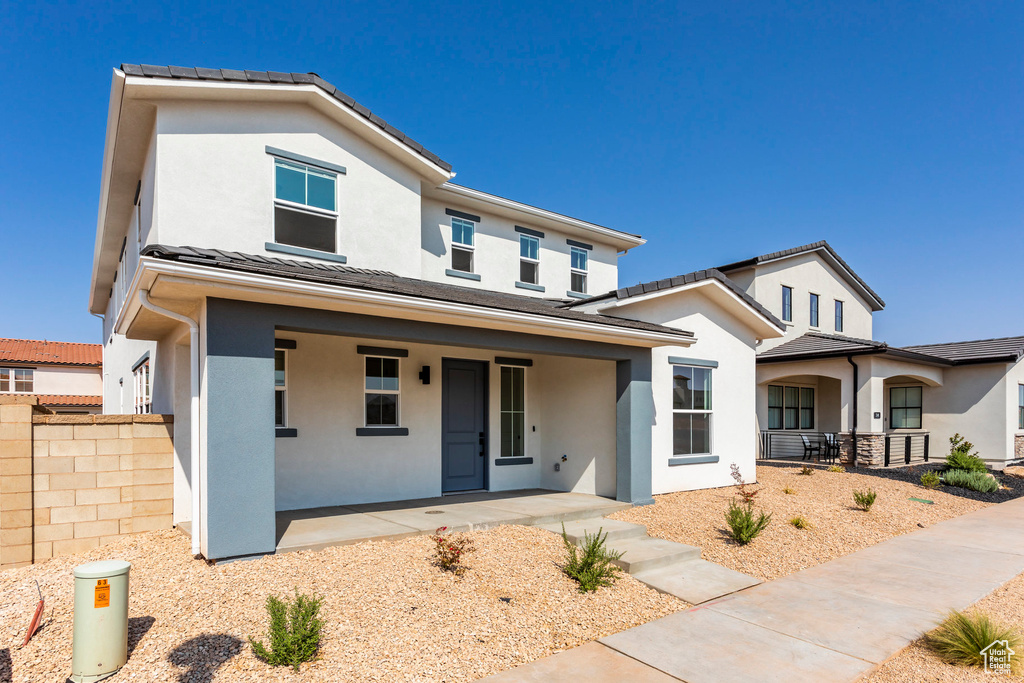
[
  {"left": 138, "top": 290, "right": 202, "bottom": 558},
  {"left": 847, "top": 355, "right": 858, "bottom": 466}
]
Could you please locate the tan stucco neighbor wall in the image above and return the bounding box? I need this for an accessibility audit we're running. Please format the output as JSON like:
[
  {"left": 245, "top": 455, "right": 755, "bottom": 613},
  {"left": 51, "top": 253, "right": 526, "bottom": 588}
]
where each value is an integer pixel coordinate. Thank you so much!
[{"left": 0, "top": 397, "right": 173, "bottom": 570}]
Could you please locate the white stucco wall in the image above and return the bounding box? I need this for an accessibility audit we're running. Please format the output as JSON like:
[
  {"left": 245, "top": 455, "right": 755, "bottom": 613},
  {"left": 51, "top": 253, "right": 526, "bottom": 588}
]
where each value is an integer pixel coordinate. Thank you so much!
[
  {"left": 29, "top": 366, "right": 103, "bottom": 396},
  {"left": 272, "top": 331, "right": 618, "bottom": 510}
]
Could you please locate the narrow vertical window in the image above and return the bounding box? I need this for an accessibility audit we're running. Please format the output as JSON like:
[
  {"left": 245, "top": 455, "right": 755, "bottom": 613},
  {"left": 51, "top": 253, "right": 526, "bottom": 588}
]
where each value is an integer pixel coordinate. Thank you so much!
[
  {"left": 835, "top": 300, "right": 844, "bottom": 333},
  {"left": 799, "top": 387, "right": 815, "bottom": 429},
  {"left": 451, "top": 217, "right": 475, "bottom": 273},
  {"left": 890, "top": 386, "right": 923, "bottom": 429},
  {"left": 273, "top": 159, "right": 338, "bottom": 253},
  {"left": 1019, "top": 385, "right": 1024, "bottom": 430},
  {"left": 570, "top": 247, "right": 588, "bottom": 294},
  {"left": 767, "top": 385, "right": 784, "bottom": 430},
  {"left": 519, "top": 235, "right": 540, "bottom": 285},
  {"left": 672, "top": 365, "right": 713, "bottom": 455},
  {"left": 365, "top": 357, "right": 400, "bottom": 426},
  {"left": 781, "top": 286, "right": 793, "bottom": 322},
  {"left": 274, "top": 350, "right": 287, "bottom": 427},
  {"left": 809, "top": 293, "right": 819, "bottom": 327},
  {"left": 0, "top": 368, "right": 8, "bottom": 392},
  {"left": 133, "top": 361, "right": 151, "bottom": 415},
  {"left": 500, "top": 366, "right": 526, "bottom": 457}
]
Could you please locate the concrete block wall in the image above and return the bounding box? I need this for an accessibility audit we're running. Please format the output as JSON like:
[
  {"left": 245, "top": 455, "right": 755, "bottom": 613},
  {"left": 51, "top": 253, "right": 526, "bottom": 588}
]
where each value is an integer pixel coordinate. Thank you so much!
[{"left": 0, "top": 396, "right": 173, "bottom": 570}]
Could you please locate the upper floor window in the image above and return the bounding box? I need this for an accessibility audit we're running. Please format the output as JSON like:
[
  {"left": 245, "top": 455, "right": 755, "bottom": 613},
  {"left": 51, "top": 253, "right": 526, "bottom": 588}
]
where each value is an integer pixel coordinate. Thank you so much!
[
  {"left": 133, "top": 360, "right": 151, "bottom": 415},
  {"left": 809, "top": 293, "right": 819, "bottom": 327},
  {"left": 890, "top": 386, "right": 922, "bottom": 429},
  {"left": 0, "top": 368, "right": 33, "bottom": 393},
  {"left": 673, "top": 365, "right": 713, "bottom": 455},
  {"left": 520, "top": 235, "right": 540, "bottom": 285},
  {"left": 365, "top": 356, "right": 400, "bottom": 427},
  {"left": 834, "top": 300, "right": 844, "bottom": 333},
  {"left": 781, "top": 286, "right": 793, "bottom": 322},
  {"left": 570, "top": 247, "right": 588, "bottom": 294},
  {"left": 274, "top": 159, "right": 338, "bottom": 253},
  {"left": 275, "top": 349, "right": 287, "bottom": 428},
  {"left": 767, "top": 384, "right": 814, "bottom": 430},
  {"left": 451, "top": 217, "right": 475, "bottom": 273}
]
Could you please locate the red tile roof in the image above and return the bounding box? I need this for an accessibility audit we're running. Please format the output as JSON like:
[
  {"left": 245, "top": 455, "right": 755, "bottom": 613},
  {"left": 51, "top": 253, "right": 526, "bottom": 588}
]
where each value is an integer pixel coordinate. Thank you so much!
[
  {"left": 35, "top": 395, "right": 103, "bottom": 407},
  {"left": 0, "top": 338, "right": 102, "bottom": 367}
]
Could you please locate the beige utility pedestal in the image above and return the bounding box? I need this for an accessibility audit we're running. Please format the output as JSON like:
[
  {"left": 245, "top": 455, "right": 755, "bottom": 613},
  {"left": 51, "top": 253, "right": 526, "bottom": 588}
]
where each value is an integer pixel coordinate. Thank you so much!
[{"left": 70, "top": 560, "right": 131, "bottom": 683}]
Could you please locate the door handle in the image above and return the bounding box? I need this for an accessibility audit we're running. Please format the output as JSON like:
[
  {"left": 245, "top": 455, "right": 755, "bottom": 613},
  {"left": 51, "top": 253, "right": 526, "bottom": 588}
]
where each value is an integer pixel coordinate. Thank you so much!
[{"left": 479, "top": 432, "right": 486, "bottom": 456}]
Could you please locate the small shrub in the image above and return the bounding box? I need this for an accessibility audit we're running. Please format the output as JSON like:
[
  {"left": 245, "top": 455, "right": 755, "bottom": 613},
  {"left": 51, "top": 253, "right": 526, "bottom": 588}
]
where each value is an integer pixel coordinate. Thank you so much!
[
  {"left": 798, "top": 466, "right": 814, "bottom": 476},
  {"left": 924, "top": 609, "right": 1022, "bottom": 673},
  {"left": 729, "top": 462, "right": 759, "bottom": 504},
  {"left": 920, "top": 470, "right": 942, "bottom": 489},
  {"left": 724, "top": 500, "right": 772, "bottom": 544},
  {"left": 249, "top": 589, "right": 323, "bottom": 672},
  {"left": 946, "top": 433, "right": 987, "bottom": 473},
  {"left": 430, "top": 526, "right": 476, "bottom": 574},
  {"left": 561, "top": 525, "right": 623, "bottom": 592},
  {"left": 943, "top": 469, "right": 999, "bottom": 493},
  {"left": 853, "top": 488, "right": 877, "bottom": 511},
  {"left": 826, "top": 464, "right": 845, "bottom": 473},
  {"left": 782, "top": 486, "right": 796, "bottom": 495},
  {"left": 789, "top": 516, "right": 810, "bottom": 529}
]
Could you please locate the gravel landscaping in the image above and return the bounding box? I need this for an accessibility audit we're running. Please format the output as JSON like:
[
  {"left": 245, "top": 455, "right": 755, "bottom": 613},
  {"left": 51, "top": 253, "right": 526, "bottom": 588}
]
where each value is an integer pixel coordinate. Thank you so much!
[
  {"left": 0, "top": 525, "right": 683, "bottom": 682},
  {"left": 611, "top": 461, "right": 1023, "bottom": 581}
]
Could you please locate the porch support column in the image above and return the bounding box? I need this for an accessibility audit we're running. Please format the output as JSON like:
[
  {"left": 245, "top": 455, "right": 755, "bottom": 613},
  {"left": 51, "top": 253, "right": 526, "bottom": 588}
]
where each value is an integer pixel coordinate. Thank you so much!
[
  {"left": 203, "top": 298, "right": 277, "bottom": 560},
  {"left": 616, "top": 353, "right": 654, "bottom": 506}
]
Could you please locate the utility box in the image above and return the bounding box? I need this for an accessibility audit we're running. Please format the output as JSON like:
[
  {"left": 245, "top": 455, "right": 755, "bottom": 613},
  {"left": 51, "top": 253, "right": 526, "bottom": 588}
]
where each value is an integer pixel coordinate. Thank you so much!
[{"left": 70, "top": 560, "right": 131, "bottom": 683}]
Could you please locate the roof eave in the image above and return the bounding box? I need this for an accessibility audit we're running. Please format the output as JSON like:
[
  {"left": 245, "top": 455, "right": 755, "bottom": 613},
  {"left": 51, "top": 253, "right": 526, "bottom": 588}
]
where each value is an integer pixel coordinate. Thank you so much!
[{"left": 88, "top": 68, "right": 127, "bottom": 315}]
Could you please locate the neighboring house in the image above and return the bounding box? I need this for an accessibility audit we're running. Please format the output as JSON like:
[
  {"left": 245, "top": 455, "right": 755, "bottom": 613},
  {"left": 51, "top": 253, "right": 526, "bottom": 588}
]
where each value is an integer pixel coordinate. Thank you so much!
[
  {"left": 89, "top": 65, "right": 784, "bottom": 561},
  {"left": 0, "top": 338, "right": 103, "bottom": 414}
]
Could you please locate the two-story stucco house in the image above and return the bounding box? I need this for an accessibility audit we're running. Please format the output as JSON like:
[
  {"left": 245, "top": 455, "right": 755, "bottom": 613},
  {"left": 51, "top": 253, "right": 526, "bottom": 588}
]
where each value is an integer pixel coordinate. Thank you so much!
[
  {"left": 90, "top": 65, "right": 786, "bottom": 562},
  {"left": 0, "top": 339, "right": 104, "bottom": 414}
]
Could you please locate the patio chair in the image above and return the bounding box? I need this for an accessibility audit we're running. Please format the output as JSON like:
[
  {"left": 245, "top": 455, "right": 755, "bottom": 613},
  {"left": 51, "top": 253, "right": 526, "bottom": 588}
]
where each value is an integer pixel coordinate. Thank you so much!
[
  {"left": 823, "top": 433, "right": 840, "bottom": 463},
  {"left": 801, "top": 434, "right": 822, "bottom": 461}
]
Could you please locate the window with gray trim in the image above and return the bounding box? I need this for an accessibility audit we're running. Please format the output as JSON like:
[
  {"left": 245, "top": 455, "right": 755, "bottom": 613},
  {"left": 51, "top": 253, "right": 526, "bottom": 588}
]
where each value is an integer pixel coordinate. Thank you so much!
[
  {"left": 500, "top": 366, "right": 526, "bottom": 457},
  {"left": 451, "top": 217, "right": 475, "bottom": 273},
  {"left": 520, "top": 235, "right": 540, "bottom": 285},
  {"left": 781, "top": 286, "right": 793, "bottom": 322},
  {"left": 835, "top": 299, "right": 844, "bottom": 333},
  {"left": 273, "top": 158, "right": 338, "bottom": 253},
  {"left": 0, "top": 368, "right": 33, "bottom": 393},
  {"left": 274, "top": 349, "right": 287, "bottom": 428},
  {"left": 890, "top": 386, "right": 922, "bottom": 429},
  {"left": 365, "top": 357, "right": 400, "bottom": 426},
  {"left": 768, "top": 384, "right": 814, "bottom": 430},
  {"left": 673, "top": 365, "right": 712, "bottom": 455},
  {"left": 809, "top": 293, "right": 819, "bottom": 327},
  {"left": 570, "top": 247, "right": 588, "bottom": 293}
]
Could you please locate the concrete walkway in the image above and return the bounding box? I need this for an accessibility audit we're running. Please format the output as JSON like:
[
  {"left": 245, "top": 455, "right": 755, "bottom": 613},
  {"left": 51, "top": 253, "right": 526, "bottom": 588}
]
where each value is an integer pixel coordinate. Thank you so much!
[{"left": 485, "top": 495, "right": 1024, "bottom": 682}]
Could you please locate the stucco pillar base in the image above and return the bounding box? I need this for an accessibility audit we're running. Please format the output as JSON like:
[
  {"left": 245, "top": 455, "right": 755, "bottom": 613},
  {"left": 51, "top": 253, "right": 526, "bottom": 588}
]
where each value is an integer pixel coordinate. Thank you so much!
[{"left": 838, "top": 432, "right": 886, "bottom": 468}]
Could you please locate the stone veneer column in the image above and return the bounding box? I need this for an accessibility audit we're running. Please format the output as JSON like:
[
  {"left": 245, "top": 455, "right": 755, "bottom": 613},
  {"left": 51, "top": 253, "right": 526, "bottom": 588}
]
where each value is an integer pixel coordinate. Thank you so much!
[
  {"left": 1016, "top": 435, "right": 1024, "bottom": 460},
  {"left": 838, "top": 432, "right": 887, "bottom": 468}
]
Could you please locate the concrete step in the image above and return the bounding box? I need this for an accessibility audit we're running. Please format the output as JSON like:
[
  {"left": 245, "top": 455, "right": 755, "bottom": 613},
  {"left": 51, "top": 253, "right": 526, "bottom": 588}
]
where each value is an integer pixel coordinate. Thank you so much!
[
  {"left": 632, "top": 559, "right": 762, "bottom": 604},
  {"left": 538, "top": 517, "right": 648, "bottom": 545},
  {"left": 606, "top": 536, "right": 701, "bottom": 574}
]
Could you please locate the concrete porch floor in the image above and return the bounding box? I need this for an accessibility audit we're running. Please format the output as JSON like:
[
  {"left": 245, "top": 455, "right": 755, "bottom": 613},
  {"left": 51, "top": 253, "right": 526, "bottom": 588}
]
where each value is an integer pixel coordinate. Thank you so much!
[{"left": 275, "top": 489, "right": 630, "bottom": 553}]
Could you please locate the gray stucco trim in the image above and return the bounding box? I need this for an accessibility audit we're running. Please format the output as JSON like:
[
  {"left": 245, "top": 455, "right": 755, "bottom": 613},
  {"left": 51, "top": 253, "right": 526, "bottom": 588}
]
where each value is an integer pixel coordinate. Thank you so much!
[
  {"left": 495, "top": 356, "right": 533, "bottom": 367},
  {"left": 445, "top": 207, "right": 481, "bottom": 223},
  {"left": 265, "top": 242, "right": 348, "bottom": 263},
  {"left": 616, "top": 356, "right": 654, "bottom": 506},
  {"left": 515, "top": 281, "right": 545, "bottom": 292},
  {"left": 356, "top": 345, "right": 409, "bottom": 358},
  {"left": 131, "top": 350, "right": 151, "bottom": 372},
  {"left": 495, "top": 457, "right": 534, "bottom": 466},
  {"left": 265, "top": 145, "right": 347, "bottom": 174},
  {"left": 275, "top": 428, "right": 298, "bottom": 438},
  {"left": 356, "top": 427, "right": 410, "bottom": 436},
  {"left": 445, "top": 268, "right": 481, "bottom": 282},
  {"left": 668, "top": 455, "right": 719, "bottom": 466},
  {"left": 515, "top": 225, "right": 545, "bottom": 238},
  {"left": 566, "top": 238, "right": 593, "bottom": 250},
  {"left": 566, "top": 291, "right": 588, "bottom": 299},
  {"left": 668, "top": 356, "right": 719, "bottom": 368}
]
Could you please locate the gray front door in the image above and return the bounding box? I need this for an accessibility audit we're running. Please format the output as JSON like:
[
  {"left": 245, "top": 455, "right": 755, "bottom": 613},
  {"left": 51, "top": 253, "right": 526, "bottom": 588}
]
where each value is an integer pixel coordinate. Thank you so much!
[{"left": 442, "top": 359, "right": 487, "bottom": 492}]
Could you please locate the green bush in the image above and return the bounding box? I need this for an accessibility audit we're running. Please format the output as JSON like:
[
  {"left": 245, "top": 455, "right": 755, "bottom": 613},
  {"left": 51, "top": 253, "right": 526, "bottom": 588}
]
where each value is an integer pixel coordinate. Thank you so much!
[
  {"left": 920, "top": 470, "right": 942, "bottom": 489},
  {"left": 798, "top": 466, "right": 814, "bottom": 476},
  {"left": 249, "top": 589, "right": 323, "bottom": 672},
  {"left": 789, "top": 516, "right": 810, "bottom": 530},
  {"left": 853, "top": 489, "right": 877, "bottom": 511},
  {"left": 924, "top": 609, "right": 1021, "bottom": 673},
  {"left": 943, "top": 468, "right": 999, "bottom": 493},
  {"left": 826, "top": 464, "right": 846, "bottom": 473},
  {"left": 561, "top": 525, "right": 623, "bottom": 593},
  {"left": 946, "top": 433, "right": 987, "bottom": 473},
  {"left": 724, "top": 500, "right": 772, "bottom": 544}
]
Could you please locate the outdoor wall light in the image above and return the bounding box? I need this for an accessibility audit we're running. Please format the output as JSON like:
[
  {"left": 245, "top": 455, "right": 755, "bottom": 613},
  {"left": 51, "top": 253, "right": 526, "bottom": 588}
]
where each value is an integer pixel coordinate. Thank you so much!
[
  {"left": 561, "top": 454, "right": 568, "bottom": 462},
  {"left": 419, "top": 366, "right": 430, "bottom": 384}
]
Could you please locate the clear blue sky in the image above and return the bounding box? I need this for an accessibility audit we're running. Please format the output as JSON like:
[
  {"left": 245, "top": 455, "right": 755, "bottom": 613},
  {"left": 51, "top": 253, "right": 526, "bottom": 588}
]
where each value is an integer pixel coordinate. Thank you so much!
[{"left": 1, "top": 1, "right": 1020, "bottom": 346}]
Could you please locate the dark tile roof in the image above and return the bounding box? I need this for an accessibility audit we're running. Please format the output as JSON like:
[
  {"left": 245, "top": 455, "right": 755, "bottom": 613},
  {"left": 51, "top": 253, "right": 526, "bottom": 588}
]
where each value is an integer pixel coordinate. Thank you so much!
[
  {"left": 756, "top": 332, "right": 886, "bottom": 361},
  {"left": 142, "top": 246, "right": 694, "bottom": 340},
  {"left": 120, "top": 64, "right": 452, "bottom": 173},
  {"left": 563, "top": 269, "right": 785, "bottom": 330},
  {"left": 901, "top": 336, "right": 1024, "bottom": 365},
  {"left": 0, "top": 338, "right": 102, "bottom": 366},
  {"left": 717, "top": 240, "right": 885, "bottom": 310}
]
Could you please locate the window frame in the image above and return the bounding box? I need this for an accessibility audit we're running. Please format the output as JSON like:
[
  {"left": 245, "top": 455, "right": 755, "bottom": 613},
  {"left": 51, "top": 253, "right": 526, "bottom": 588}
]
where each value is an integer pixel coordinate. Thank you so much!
[
  {"left": 275, "top": 349, "right": 288, "bottom": 428},
  {"left": 450, "top": 217, "right": 476, "bottom": 273},
  {"left": 133, "top": 360, "right": 151, "bottom": 415},
  {"left": 272, "top": 157, "right": 339, "bottom": 253},
  {"left": 499, "top": 365, "right": 527, "bottom": 458},
  {"left": 889, "top": 385, "right": 923, "bottom": 430},
  {"left": 0, "top": 367, "right": 34, "bottom": 393},
  {"left": 781, "top": 285, "right": 793, "bottom": 322},
  {"left": 809, "top": 292, "right": 820, "bottom": 328},
  {"left": 570, "top": 246, "right": 588, "bottom": 294},
  {"left": 767, "top": 384, "right": 815, "bottom": 431},
  {"left": 363, "top": 356, "right": 401, "bottom": 428},
  {"left": 672, "top": 364, "right": 713, "bottom": 456},
  {"left": 1019, "top": 384, "right": 1024, "bottom": 431},
  {"left": 834, "top": 299, "right": 844, "bottom": 333},
  {"left": 519, "top": 234, "right": 540, "bottom": 285}
]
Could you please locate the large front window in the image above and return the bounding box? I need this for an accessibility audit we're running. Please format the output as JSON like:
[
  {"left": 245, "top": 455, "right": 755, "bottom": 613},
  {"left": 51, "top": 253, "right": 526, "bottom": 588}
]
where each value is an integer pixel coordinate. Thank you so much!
[
  {"left": 673, "top": 365, "right": 712, "bottom": 455},
  {"left": 273, "top": 158, "right": 338, "bottom": 253},
  {"left": 768, "top": 384, "right": 814, "bottom": 430},
  {"left": 519, "top": 235, "right": 540, "bottom": 285},
  {"left": 890, "top": 386, "right": 922, "bottom": 429},
  {"left": 365, "top": 357, "right": 400, "bottom": 426},
  {"left": 451, "top": 217, "right": 475, "bottom": 273},
  {"left": 500, "top": 366, "right": 526, "bottom": 457},
  {"left": 570, "top": 247, "right": 588, "bottom": 294},
  {"left": 0, "top": 368, "right": 33, "bottom": 393}
]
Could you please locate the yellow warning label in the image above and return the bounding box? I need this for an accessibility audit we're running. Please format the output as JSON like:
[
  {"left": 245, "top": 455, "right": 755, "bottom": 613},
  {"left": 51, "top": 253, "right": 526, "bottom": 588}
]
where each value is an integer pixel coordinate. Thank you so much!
[{"left": 94, "top": 579, "right": 110, "bottom": 608}]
